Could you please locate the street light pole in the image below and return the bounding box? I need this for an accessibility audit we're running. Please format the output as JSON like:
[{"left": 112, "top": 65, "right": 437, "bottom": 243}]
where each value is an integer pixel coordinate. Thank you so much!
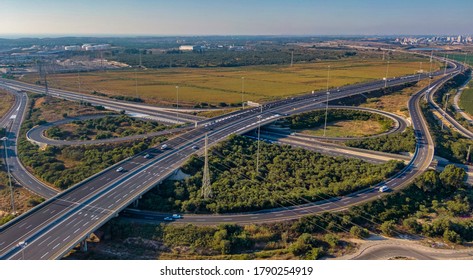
[
  {"left": 241, "top": 77, "right": 245, "bottom": 110},
  {"left": 441, "top": 93, "right": 450, "bottom": 130},
  {"left": 256, "top": 107, "right": 262, "bottom": 176},
  {"left": 384, "top": 60, "right": 390, "bottom": 88},
  {"left": 176, "top": 85, "right": 179, "bottom": 120},
  {"left": 323, "top": 65, "right": 331, "bottom": 137}
]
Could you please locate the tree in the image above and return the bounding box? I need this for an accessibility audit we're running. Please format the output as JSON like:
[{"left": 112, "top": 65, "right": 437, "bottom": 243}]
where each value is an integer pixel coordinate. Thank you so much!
[
  {"left": 443, "top": 229, "right": 462, "bottom": 244},
  {"left": 402, "top": 218, "right": 422, "bottom": 234},
  {"left": 324, "top": 234, "right": 339, "bottom": 248},
  {"left": 439, "top": 165, "right": 465, "bottom": 190},
  {"left": 350, "top": 225, "right": 370, "bottom": 239},
  {"left": 380, "top": 220, "right": 397, "bottom": 237}
]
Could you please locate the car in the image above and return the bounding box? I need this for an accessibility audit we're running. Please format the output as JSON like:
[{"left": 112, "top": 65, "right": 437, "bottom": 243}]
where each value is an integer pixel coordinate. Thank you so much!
[
  {"left": 116, "top": 167, "right": 124, "bottom": 172},
  {"left": 192, "top": 145, "right": 199, "bottom": 150},
  {"left": 163, "top": 217, "right": 173, "bottom": 221},
  {"left": 161, "top": 144, "right": 168, "bottom": 150},
  {"left": 172, "top": 214, "right": 182, "bottom": 219},
  {"left": 379, "top": 185, "right": 390, "bottom": 193},
  {"left": 144, "top": 154, "right": 151, "bottom": 159}
]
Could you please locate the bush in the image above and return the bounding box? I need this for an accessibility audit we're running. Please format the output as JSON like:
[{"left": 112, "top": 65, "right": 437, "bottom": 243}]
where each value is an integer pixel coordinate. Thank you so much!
[
  {"left": 350, "top": 226, "right": 370, "bottom": 239},
  {"left": 380, "top": 220, "right": 397, "bottom": 237},
  {"left": 403, "top": 218, "right": 422, "bottom": 234}
]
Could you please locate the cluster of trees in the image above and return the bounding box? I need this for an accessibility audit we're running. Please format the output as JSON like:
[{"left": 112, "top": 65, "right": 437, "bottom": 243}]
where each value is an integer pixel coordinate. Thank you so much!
[
  {"left": 110, "top": 95, "right": 144, "bottom": 103},
  {"left": 18, "top": 135, "right": 154, "bottom": 189},
  {"left": 46, "top": 115, "right": 170, "bottom": 141},
  {"left": 113, "top": 48, "right": 360, "bottom": 69},
  {"left": 101, "top": 163, "right": 470, "bottom": 260},
  {"left": 345, "top": 127, "right": 416, "bottom": 154},
  {"left": 285, "top": 109, "right": 393, "bottom": 131},
  {"left": 421, "top": 102, "right": 473, "bottom": 163},
  {"left": 139, "top": 135, "right": 404, "bottom": 214}
]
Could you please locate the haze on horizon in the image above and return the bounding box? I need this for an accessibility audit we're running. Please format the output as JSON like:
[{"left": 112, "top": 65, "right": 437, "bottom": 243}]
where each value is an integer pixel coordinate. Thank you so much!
[{"left": 0, "top": 0, "right": 471, "bottom": 38}]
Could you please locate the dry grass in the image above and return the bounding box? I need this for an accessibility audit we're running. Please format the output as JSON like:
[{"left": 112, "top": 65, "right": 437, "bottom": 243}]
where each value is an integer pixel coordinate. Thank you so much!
[
  {"left": 21, "top": 58, "right": 439, "bottom": 107},
  {"left": 299, "top": 119, "right": 386, "bottom": 138},
  {"left": 32, "top": 95, "right": 109, "bottom": 122},
  {"left": 0, "top": 184, "right": 43, "bottom": 219},
  {"left": 0, "top": 89, "right": 14, "bottom": 118},
  {"left": 360, "top": 79, "right": 437, "bottom": 118}
]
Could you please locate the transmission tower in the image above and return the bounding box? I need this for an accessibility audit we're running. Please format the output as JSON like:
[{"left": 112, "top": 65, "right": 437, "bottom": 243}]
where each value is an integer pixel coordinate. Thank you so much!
[{"left": 201, "top": 134, "right": 212, "bottom": 199}]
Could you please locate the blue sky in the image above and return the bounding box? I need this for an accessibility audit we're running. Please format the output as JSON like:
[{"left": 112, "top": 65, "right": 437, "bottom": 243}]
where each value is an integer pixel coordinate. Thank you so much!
[{"left": 0, "top": 0, "right": 471, "bottom": 36}]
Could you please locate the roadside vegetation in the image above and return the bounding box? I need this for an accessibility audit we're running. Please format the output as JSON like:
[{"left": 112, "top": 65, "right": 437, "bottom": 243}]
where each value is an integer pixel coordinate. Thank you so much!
[
  {"left": 71, "top": 163, "right": 469, "bottom": 260},
  {"left": 284, "top": 109, "right": 394, "bottom": 138},
  {"left": 459, "top": 80, "right": 473, "bottom": 118},
  {"left": 345, "top": 127, "right": 416, "bottom": 154},
  {"left": 46, "top": 115, "right": 174, "bottom": 141},
  {"left": 138, "top": 135, "right": 404, "bottom": 214},
  {"left": 0, "top": 89, "right": 14, "bottom": 118}
]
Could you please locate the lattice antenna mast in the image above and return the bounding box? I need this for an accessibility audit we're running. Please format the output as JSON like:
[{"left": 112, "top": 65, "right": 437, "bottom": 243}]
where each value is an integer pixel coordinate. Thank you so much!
[{"left": 202, "top": 134, "right": 212, "bottom": 199}]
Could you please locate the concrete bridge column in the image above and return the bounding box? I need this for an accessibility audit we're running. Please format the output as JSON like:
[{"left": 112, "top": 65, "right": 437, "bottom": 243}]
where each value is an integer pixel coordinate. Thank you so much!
[
  {"left": 133, "top": 200, "right": 139, "bottom": 208},
  {"left": 80, "top": 240, "right": 88, "bottom": 252}
]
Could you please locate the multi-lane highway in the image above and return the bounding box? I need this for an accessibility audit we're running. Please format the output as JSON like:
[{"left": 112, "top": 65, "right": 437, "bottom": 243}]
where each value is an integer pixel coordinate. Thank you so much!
[
  {"left": 0, "top": 89, "right": 58, "bottom": 198},
  {"left": 0, "top": 78, "right": 203, "bottom": 125},
  {"left": 0, "top": 58, "right": 463, "bottom": 259}
]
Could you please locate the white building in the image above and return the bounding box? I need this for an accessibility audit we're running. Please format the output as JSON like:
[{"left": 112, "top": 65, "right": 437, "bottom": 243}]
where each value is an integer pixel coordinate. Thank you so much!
[
  {"left": 64, "top": 45, "right": 81, "bottom": 51},
  {"left": 179, "top": 45, "right": 195, "bottom": 51}
]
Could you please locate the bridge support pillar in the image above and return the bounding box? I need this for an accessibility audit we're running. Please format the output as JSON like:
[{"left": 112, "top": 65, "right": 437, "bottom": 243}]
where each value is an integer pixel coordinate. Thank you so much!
[
  {"left": 80, "top": 240, "right": 88, "bottom": 252},
  {"left": 133, "top": 200, "right": 139, "bottom": 208}
]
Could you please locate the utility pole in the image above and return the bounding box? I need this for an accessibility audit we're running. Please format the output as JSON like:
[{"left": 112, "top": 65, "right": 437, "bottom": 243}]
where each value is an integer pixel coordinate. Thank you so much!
[
  {"left": 202, "top": 134, "right": 211, "bottom": 199},
  {"left": 323, "top": 65, "right": 331, "bottom": 137},
  {"left": 241, "top": 77, "right": 245, "bottom": 110},
  {"left": 428, "top": 51, "right": 434, "bottom": 89}
]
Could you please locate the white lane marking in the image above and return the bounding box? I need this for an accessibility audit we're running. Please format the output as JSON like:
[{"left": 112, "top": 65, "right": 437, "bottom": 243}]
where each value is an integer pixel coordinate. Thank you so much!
[
  {"left": 275, "top": 213, "right": 284, "bottom": 217},
  {"left": 52, "top": 243, "right": 60, "bottom": 250},
  {"left": 73, "top": 228, "right": 80, "bottom": 234},
  {"left": 223, "top": 218, "right": 233, "bottom": 221},
  {"left": 37, "top": 236, "right": 52, "bottom": 246},
  {"left": 83, "top": 221, "right": 90, "bottom": 227},
  {"left": 63, "top": 235, "right": 70, "bottom": 241},
  {"left": 25, "top": 224, "right": 32, "bottom": 230},
  {"left": 65, "top": 217, "right": 78, "bottom": 226},
  {"left": 40, "top": 252, "right": 49, "bottom": 259},
  {"left": 47, "top": 237, "right": 59, "bottom": 247}
]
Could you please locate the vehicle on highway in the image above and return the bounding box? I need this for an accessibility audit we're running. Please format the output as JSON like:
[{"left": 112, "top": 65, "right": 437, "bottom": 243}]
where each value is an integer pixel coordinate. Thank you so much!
[
  {"left": 160, "top": 144, "right": 168, "bottom": 150},
  {"left": 163, "top": 217, "right": 173, "bottom": 221},
  {"left": 192, "top": 145, "right": 199, "bottom": 150},
  {"left": 116, "top": 167, "right": 124, "bottom": 172},
  {"left": 144, "top": 154, "right": 151, "bottom": 159},
  {"left": 172, "top": 214, "right": 182, "bottom": 219},
  {"left": 379, "top": 185, "right": 390, "bottom": 192}
]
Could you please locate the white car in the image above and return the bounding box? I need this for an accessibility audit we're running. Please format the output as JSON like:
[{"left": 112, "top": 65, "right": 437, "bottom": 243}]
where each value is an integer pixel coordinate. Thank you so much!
[
  {"left": 163, "top": 217, "right": 173, "bottom": 221},
  {"left": 116, "top": 167, "right": 124, "bottom": 172},
  {"left": 379, "top": 185, "right": 390, "bottom": 193},
  {"left": 172, "top": 214, "right": 182, "bottom": 219}
]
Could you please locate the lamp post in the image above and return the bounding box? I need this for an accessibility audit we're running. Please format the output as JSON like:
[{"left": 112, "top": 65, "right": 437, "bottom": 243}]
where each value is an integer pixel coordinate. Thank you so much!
[
  {"left": 384, "top": 60, "right": 390, "bottom": 88},
  {"left": 241, "top": 77, "right": 245, "bottom": 110},
  {"left": 176, "top": 86, "right": 179, "bottom": 120},
  {"left": 323, "top": 65, "right": 331, "bottom": 137}
]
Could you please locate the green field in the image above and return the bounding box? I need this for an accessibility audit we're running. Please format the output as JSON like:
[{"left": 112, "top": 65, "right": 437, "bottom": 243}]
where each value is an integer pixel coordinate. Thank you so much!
[
  {"left": 22, "top": 56, "right": 439, "bottom": 107},
  {"left": 459, "top": 81, "right": 473, "bottom": 116}
]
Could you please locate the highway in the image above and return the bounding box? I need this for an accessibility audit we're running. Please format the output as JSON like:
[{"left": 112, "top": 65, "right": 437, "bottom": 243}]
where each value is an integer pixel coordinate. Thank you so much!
[
  {"left": 0, "top": 78, "right": 203, "bottom": 125},
  {"left": 26, "top": 114, "right": 188, "bottom": 147},
  {"left": 0, "top": 89, "right": 58, "bottom": 198},
  {"left": 0, "top": 59, "right": 462, "bottom": 259}
]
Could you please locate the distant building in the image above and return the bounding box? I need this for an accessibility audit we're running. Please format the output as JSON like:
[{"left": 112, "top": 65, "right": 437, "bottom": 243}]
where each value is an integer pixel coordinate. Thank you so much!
[
  {"left": 82, "top": 44, "right": 111, "bottom": 51},
  {"left": 179, "top": 45, "right": 195, "bottom": 51},
  {"left": 64, "top": 45, "right": 81, "bottom": 51}
]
